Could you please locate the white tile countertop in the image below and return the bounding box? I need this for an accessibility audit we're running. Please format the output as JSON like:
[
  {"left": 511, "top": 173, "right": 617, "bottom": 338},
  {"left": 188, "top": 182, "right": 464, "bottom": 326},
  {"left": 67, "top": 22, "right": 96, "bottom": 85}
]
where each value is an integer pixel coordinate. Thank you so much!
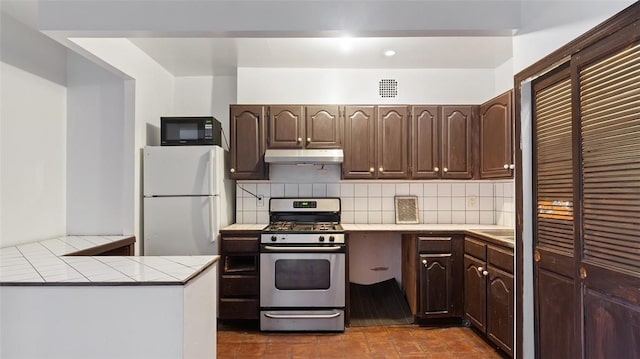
[
  {"left": 220, "top": 223, "right": 268, "bottom": 231},
  {"left": 340, "top": 223, "right": 511, "bottom": 232},
  {"left": 0, "top": 236, "right": 218, "bottom": 285}
]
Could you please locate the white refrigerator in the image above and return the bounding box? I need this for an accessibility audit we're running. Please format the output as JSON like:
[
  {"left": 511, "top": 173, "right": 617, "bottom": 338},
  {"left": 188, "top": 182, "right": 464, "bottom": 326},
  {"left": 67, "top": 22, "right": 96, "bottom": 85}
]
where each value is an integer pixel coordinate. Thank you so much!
[{"left": 143, "top": 145, "right": 234, "bottom": 256}]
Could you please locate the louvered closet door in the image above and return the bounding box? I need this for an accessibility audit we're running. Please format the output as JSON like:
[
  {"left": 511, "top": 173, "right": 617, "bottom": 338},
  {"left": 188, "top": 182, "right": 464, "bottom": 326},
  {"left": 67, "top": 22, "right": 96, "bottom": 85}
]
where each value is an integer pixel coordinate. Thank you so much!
[
  {"left": 577, "top": 35, "right": 640, "bottom": 359},
  {"left": 532, "top": 67, "right": 577, "bottom": 359}
]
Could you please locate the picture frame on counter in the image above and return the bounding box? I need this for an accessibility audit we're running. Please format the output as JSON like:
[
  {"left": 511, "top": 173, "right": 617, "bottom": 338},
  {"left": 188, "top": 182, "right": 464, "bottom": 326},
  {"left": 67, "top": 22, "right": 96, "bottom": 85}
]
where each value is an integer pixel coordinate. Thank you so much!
[{"left": 395, "top": 196, "right": 419, "bottom": 224}]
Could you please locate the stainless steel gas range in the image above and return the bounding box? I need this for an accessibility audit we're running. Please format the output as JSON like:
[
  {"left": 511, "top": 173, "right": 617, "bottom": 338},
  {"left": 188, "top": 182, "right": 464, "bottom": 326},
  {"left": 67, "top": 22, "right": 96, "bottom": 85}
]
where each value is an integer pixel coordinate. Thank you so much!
[{"left": 259, "top": 197, "right": 346, "bottom": 332}]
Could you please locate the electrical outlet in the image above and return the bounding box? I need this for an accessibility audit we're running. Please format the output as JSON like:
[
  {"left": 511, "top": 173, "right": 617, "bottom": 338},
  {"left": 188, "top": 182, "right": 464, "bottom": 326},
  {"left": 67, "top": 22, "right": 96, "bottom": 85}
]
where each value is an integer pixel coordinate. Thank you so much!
[
  {"left": 467, "top": 195, "right": 478, "bottom": 209},
  {"left": 257, "top": 194, "right": 265, "bottom": 207}
]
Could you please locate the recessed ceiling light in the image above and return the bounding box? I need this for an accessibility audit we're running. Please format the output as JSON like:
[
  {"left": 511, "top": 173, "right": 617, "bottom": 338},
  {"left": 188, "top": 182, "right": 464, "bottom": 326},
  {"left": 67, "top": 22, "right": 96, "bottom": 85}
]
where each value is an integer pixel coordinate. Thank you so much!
[
  {"left": 339, "top": 36, "right": 352, "bottom": 52},
  {"left": 384, "top": 50, "right": 396, "bottom": 57}
]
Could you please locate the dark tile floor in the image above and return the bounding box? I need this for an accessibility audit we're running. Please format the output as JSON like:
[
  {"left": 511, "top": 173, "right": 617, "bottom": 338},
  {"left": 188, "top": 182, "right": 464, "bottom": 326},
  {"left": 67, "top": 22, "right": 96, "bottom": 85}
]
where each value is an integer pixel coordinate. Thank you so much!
[{"left": 217, "top": 325, "right": 507, "bottom": 358}]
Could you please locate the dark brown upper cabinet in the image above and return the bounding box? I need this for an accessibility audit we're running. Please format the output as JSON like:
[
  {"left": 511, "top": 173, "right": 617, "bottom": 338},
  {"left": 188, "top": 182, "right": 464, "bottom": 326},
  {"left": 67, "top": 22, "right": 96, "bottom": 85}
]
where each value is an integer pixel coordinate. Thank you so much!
[
  {"left": 411, "top": 106, "right": 440, "bottom": 179},
  {"left": 480, "top": 90, "right": 514, "bottom": 179},
  {"left": 229, "top": 105, "right": 268, "bottom": 180},
  {"left": 343, "top": 106, "right": 376, "bottom": 179},
  {"left": 343, "top": 106, "right": 409, "bottom": 179},
  {"left": 377, "top": 106, "right": 409, "bottom": 179},
  {"left": 441, "top": 106, "right": 476, "bottom": 179},
  {"left": 305, "top": 106, "right": 342, "bottom": 149},
  {"left": 267, "top": 105, "right": 305, "bottom": 148}
]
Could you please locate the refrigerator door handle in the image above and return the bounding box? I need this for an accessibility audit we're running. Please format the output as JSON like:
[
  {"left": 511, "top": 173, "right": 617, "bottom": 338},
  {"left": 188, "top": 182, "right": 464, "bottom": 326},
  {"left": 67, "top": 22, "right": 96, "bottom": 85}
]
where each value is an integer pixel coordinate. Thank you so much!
[
  {"left": 209, "top": 196, "right": 215, "bottom": 242},
  {"left": 209, "top": 149, "right": 215, "bottom": 195}
]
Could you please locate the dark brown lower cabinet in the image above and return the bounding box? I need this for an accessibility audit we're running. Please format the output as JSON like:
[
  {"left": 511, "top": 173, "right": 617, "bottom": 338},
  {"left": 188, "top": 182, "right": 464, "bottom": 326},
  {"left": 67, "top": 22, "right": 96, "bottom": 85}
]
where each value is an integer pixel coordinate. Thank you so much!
[
  {"left": 464, "top": 236, "right": 514, "bottom": 357},
  {"left": 402, "top": 234, "right": 462, "bottom": 321},
  {"left": 219, "top": 231, "right": 260, "bottom": 321}
]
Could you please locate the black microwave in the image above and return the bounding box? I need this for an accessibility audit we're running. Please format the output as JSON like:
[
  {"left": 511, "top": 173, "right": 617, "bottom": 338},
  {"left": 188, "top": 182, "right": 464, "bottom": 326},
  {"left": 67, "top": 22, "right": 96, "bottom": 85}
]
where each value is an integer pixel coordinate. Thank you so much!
[{"left": 160, "top": 116, "right": 221, "bottom": 146}]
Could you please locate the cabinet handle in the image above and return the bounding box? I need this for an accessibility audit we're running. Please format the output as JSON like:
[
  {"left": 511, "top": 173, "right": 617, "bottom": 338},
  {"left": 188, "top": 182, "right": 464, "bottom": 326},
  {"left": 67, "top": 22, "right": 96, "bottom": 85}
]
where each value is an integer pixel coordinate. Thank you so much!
[
  {"left": 230, "top": 168, "right": 236, "bottom": 173},
  {"left": 434, "top": 167, "right": 439, "bottom": 172},
  {"left": 509, "top": 164, "right": 515, "bottom": 170},
  {"left": 379, "top": 167, "right": 384, "bottom": 172},
  {"left": 422, "top": 259, "right": 428, "bottom": 267},
  {"left": 482, "top": 270, "right": 489, "bottom": 276},
  {"left": 443, "top": 167, "right": 448, "bottom": 173},
  {"left": 478, "top": 266, "right": 483, "bottom": 271},
  {"left": 297, "top": 137, "right": 302, "bottom": 143},
  {"left": 503, "top": 164, "right": 509, "bottom": 169},
  {"left": 369, "top": 167, "right": 375, "bottom": 173}
]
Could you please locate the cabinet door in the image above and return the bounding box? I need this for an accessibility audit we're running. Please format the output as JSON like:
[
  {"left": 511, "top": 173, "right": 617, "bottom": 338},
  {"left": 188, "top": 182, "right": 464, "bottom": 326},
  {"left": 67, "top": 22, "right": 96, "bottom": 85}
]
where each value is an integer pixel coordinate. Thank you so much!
[
  {"left": 411, "top": 106, "right": 440, "bottom": 179},
  {"left": 230, "top": 105, "right": 267, "bottom": 179},
  {"left": 343, "top": 106, "right": 376, "bottom": 179},
  {"left": 487, "top": 267, "right": 514, "bottom": 356},
  {"left": 305, "top": 105, "right": 342, "bottom": 148},
  {"left": 441, "top": 106, "right": 475, "bottom": 179},
  {"left": 268, "top": 105, "right": 304, "bottom": 148},
  {"left": 480, "top": 90, "right": 513, "bottom": 178},
  {"left": 464, "top": 254, "right": 487, "bottom": 331},
  {"left": 419, "top": 254, "right": 453, "bottom": 318},
  {"left": 377, "top": 106, "right": 409, "bottom": 178}
]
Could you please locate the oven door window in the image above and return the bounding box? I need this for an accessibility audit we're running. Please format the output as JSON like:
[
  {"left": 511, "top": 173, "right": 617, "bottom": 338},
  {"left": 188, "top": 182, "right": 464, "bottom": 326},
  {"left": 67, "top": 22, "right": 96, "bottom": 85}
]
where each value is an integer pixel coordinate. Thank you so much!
[{"left": 274, "top": 259, "right": 330, "bottom": 290}]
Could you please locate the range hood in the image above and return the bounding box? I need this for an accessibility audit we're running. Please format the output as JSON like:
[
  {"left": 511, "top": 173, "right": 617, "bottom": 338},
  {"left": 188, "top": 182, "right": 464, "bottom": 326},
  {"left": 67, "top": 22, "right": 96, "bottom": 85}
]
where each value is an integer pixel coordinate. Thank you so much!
[{"left": 264, "top": 149, "right": 344, "bottom": 164}]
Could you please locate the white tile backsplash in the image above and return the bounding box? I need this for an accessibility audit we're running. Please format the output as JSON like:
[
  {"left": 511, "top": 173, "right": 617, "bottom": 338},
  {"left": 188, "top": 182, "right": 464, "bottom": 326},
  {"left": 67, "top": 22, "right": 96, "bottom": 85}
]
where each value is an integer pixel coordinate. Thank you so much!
[
  {"left": 235, "top": 179, "right": 515, "bottom": 226},
  {"left": 327, "top": 183, "right": 340, "bottom": 197},
  {"left": 452, "top": 183, "right": 466, "bottom": 196},
  {"left": 312, "top": 183, "right": 327, "bottom": 197},
  {"left": 285, "top": 183, "right": 299, "bottom": 197},
  {"left": 299, "top": 183, "right": 312, "bottom": 196},
  {"left": 395, "top": 183, "right": 410, "bottom": 195},
  {"left": 271, "top": 183, "right": 285, "bottom": 197},
  {"left": 368, "top": 183, "right": 382, "bottom": 197},
  {"left": 354, "top": 184, "right": 368, "bottom": 197}
]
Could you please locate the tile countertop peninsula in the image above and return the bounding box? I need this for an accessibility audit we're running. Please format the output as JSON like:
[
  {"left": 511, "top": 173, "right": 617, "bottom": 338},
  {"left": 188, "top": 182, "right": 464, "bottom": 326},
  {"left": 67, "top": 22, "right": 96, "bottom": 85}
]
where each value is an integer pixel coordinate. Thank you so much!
[
  {"left": 0, "top": 235, "right": 219, "bottom": 359},
  {"left": 0, "top": 235, "right": 218, "bottom": 285},
  {"left": 221, "top": 223, "right": 514, "bottom": 248}
]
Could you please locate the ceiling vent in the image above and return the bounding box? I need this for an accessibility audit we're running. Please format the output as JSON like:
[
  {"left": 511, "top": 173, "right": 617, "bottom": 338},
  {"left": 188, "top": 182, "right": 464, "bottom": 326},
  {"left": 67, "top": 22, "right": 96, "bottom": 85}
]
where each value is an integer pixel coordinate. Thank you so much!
[{"left": 379, "top": 79, "right": 398, "bottom": 98}]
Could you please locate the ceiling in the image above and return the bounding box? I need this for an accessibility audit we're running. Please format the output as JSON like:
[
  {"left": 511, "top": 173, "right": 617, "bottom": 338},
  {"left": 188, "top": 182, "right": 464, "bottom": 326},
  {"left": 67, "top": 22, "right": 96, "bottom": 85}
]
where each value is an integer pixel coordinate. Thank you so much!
[{"left": 129, "top": 36, "right": 513, "bottom": 76}]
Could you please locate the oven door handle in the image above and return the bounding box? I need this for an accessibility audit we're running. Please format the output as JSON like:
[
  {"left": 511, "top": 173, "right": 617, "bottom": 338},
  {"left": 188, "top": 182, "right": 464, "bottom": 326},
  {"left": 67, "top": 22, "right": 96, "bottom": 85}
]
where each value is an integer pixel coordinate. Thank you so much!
[
  {"left": 262, "top": 245, "right": 344, "bottom": 252},
  {"left": 263, "top": 312, "right": 342, "bottom": 319}
]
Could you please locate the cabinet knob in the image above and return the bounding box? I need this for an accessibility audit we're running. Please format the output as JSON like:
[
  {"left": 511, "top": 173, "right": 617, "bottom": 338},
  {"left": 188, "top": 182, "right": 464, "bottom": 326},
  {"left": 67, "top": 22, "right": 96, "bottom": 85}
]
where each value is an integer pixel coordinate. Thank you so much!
[
  {"left": 434, "top": 167, "right": 439, "bottom": 172},
  {"left": 482, "top": 270, "right": 489, "bottom": 276},
  {"left": 297, "top": 137, "right": 302, "bottom": 143},
  {"left": 478, "top": 266, "right": 484, "bottom": 272},
  {"left": 509, "top": 164, "right": 515, "bottom": 170},
  {"left": 369, "top": 167, "right": 375, "bottom": 173},
  {"left": 503, "top": 164, "right": 509, "bottom": 169},
  {"left": 443, "top": 167, "right": 448, "bottom": 173},
  {"left": 307, "top": 137, "right": 311, "bottom": 143},
  {"left": 379, "top": 167, "right": 384, "bottom": 172},
  {"left": 230, "top": 168, "right": 236, "bottom": 173},
  {"left": 422, "top": 259, "right": 428, "bottom": 267}
]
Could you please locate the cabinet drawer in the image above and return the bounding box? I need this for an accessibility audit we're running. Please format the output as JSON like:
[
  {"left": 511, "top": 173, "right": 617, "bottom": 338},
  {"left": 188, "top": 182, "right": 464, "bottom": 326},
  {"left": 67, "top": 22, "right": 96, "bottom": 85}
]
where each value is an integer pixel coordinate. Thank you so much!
[
  {"left": 222, "top": 237, "right": 259, "bottom": 253},
  {"left": 487, "top": 246, "right": 514, "bottom": 273},
  {"left": 465, "top": 237, "right": 487, "bottom": 260},
  {"left": 220, "top": 275, "right": 259, "bottom": 297},
  {"left": 219, "top": 298, "right": 259, "bottom": 320},
  {"left": 418, "top": 236, "right": 452, "bottom": 253}
]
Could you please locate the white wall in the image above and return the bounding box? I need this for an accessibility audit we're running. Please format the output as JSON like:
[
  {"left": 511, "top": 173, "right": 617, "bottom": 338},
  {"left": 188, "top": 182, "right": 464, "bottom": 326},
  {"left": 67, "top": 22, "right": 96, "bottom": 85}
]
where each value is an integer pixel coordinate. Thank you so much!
[
  {"left": 494, "top": 58, "right": 514, "bottom": 97},
  {"left": 173, "top": 75, "right": 237, "bottom": 150},
  {"left": 0, "top": 12, "right": 68, "bottom": 247},
  {"left": 66, "top": 38, "right": 175, "bottom": 252},
  {"left": 66, "top": 51, "right": 127, "bottom": 235},
  {"left": 513, "top": 0, "right": 635, "bottom": 73},
  {"left": 238, "top": 68, "right": 496, "bottom": 104}
]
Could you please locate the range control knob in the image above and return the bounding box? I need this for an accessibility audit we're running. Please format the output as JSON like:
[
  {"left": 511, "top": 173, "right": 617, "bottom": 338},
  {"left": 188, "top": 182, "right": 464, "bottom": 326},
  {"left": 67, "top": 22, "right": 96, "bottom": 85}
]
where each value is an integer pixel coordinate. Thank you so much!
[
  {"left": 319, "top": 236, "right": 325, "bottom": 242},
  {"left": 270, "top": 235, "right": 277, "bottom": 242},
  {"left": 329, "top": 236, "right": 335, "bottom": 242}
]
